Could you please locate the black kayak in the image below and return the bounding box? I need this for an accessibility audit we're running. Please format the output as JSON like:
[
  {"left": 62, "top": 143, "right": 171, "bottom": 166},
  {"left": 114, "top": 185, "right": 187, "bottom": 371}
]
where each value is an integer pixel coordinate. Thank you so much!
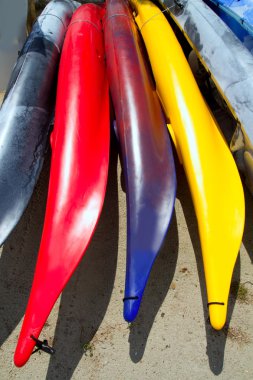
[{"left": 0, "top": 0, "right": 77, "bottom": 246}]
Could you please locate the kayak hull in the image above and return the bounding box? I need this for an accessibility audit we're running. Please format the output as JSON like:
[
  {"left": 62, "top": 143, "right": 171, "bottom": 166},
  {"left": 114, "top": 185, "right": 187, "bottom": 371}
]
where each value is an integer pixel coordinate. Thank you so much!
[
  {"left": 104, "top": 0, "right": 176, "bottom": 322},
  {"left": 0, "top": 0, "right": 77, "bottom": 246},
  {"left": 14, "top": 3, "right": 109, "bottom": 367},
  {"left": 131, "top": 0, "right": 245, "bottom": 330},
  {"left": 159, "top": 0, "right": 253, "bottom": 193}
]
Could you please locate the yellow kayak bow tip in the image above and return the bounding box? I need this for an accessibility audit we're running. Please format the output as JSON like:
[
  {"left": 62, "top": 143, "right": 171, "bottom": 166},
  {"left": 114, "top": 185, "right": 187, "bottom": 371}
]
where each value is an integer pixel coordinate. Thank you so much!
[{"left": 130, "top": 0, "right": 245, "bottom": 330}]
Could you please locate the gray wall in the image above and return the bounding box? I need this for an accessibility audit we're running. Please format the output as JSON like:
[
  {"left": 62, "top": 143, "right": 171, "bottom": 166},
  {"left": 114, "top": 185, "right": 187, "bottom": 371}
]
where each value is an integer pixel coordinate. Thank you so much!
[{"left": 0, "top": 0, "right": 27, "bottom": 91}]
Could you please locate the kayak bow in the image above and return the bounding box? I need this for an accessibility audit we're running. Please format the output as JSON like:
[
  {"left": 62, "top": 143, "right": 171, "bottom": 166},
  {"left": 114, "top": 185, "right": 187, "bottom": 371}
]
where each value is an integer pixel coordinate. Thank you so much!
[
  {"left": 0, "top": 0, "right": 77, "bottom": 246},
  {"left": 158, "top": 0, "right": 253, "bottom": 193},
  {"left": 104, "top": 0, "right": 176, "bottom": 322},
  {"left": 14, "top": 3, "right": 109, "bottom": 367},
  {"left": 130, "top": 0, "right": 245, "bottom": 330}
]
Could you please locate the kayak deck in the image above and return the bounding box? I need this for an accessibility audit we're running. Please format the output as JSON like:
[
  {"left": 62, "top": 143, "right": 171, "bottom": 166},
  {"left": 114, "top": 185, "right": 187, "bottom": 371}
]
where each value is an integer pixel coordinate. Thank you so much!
[
  {"left": 14, "top": 3, "right": 109, "bottom": 367},
  {"left": 131, "top": 0, "right": 245, "bottom": 330},
  {"left": 159, "top": 0, "right": 253, "bottom": 194},
  {"left": 104, "top": 0, "right": 176, "bottom": 323},
  {"left": 0, "top": 0, "right": 76, "bottom": 247}
]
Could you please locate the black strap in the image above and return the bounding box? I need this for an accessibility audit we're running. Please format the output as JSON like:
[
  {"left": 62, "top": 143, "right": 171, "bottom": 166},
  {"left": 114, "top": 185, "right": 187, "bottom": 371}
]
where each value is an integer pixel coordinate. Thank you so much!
[
  {"left": 174, "top": 0, "right": 184, "bottom": 9},
  {"left": 31, "top": 335, "right": 55, "bottom": 355},
  {"left": 207, "top": 302, "right": 225, "bottom": 307},
  {"left": 123, "top": 296, "right": 139, "bottom": 302}
]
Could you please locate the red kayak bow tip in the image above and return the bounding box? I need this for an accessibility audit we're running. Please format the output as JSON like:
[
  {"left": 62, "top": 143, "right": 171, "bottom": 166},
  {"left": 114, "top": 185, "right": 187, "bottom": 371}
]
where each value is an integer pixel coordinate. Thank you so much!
[
  {"left": 14, "top": 335, "right": 36, "bottom": 367},
  {"left": 14, "top": 335, "right": 55, "bottom": 367}
]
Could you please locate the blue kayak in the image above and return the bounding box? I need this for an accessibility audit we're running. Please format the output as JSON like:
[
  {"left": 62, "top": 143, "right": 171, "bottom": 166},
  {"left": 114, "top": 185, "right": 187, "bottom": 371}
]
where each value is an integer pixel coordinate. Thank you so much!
[
  {"left": 204, "top": 0, "right": 253, "bottom": 53},
  {"left": 104, "top": 0, "right": 176, "bottom": 322}
]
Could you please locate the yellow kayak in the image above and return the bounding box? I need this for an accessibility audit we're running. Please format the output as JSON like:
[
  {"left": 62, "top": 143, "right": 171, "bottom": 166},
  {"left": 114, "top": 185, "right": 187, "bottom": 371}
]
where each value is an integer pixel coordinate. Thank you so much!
[{"left": 130, "top": 0, "right": 245, "bottom": 330}]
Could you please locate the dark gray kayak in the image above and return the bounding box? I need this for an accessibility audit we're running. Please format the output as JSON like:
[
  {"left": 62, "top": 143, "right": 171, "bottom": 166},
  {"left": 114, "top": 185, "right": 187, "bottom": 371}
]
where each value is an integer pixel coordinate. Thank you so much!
[
  {"left": 159, "top": 0, "right": 253, "bottom": 193},
  {"left": 0, "top": 0, "right": 77, "bottom": 246}
]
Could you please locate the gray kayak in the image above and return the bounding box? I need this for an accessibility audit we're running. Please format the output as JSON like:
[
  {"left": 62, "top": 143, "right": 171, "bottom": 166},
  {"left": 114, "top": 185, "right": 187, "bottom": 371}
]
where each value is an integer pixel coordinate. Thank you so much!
[
  {"left": 159, "top": 0, "right": 253, "bottom": 193},
  {"left": 0, "top": 0, "right": 78, "bottom": 246}
]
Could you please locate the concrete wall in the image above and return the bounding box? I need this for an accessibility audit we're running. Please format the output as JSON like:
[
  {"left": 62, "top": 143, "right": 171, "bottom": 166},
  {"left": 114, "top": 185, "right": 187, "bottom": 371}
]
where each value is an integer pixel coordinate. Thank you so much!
[{"left": 0, "top": 0, "right": 27, "bottom": 91}]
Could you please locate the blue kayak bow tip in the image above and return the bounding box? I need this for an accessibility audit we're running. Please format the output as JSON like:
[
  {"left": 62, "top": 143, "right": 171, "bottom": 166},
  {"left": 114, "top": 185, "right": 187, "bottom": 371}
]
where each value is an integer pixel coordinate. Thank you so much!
[{"left": 123, "top": 296, "right": 142, "bottom": 322}]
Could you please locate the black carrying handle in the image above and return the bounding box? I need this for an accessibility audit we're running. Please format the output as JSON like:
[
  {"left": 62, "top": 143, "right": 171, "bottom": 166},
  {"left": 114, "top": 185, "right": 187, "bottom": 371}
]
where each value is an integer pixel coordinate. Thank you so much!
[
  {"left": 31, "top": 335, "right": 55, "bottom": 355},
  {"left": 174, "top": 0, "right": 185, "bottom": 9}
]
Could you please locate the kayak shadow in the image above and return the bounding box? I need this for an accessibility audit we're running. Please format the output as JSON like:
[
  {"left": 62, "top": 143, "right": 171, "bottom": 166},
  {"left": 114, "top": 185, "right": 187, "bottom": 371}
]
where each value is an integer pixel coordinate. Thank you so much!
[
  {"left": 242, "top": 184, "right": 253, "bottom": 263},
  {"left": 46, "top": 137, "right": 119, "bottom": 380},
  {"left": 0, "top": 152, "right": 50, "bottom": 347},
  {"left": 177, "top": 165, "right": 241, "bottom": 376},
  {"left": 128, "top": 209, "right": 179, "bottom": 363}
]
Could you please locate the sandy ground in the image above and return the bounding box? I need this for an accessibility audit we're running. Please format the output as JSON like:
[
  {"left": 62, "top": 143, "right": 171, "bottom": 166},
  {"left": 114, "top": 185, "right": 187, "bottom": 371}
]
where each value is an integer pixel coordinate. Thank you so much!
[{"left": 0, "top": 92, "right": 253, "bottom": 379}]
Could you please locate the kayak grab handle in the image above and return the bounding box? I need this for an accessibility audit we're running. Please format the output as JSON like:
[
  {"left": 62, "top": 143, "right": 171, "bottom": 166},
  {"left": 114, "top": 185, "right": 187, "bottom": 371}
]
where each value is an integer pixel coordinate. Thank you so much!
[
  {"left": 207, "top": 302, "right": 225, "bottom": 306},
  {"left": 123, "top": 296, "right": 139, "bottom": 302},
  {"left": 31, "top": 335, "right": 55, "bottom": 355},
  {"left": 174, "top": 0, "right": 185, "bottom": 9}
]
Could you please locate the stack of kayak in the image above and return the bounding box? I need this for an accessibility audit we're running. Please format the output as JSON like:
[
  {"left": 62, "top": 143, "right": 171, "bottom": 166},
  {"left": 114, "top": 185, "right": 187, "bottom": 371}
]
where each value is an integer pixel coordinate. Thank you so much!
[{"left": 0, "top": 0, "right": 247, "bottom": 367}]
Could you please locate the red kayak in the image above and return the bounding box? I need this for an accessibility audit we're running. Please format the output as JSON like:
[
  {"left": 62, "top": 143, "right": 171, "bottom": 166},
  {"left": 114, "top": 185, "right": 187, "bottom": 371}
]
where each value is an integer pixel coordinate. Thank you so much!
[{"left": 14, "top": 3, "right": 109, "bottom": 367}]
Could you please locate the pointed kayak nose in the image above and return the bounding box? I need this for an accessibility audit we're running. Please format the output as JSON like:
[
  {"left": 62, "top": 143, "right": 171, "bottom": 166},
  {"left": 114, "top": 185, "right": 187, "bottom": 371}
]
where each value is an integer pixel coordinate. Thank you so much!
[
  {"left": 14, "top": 334, "right": 35, "bottom": 367},
  {"left": 14, "top": 353, "right": 28, "bottom": 368},
  {"left": 123, "top": 296, "right": 142, "bottom": 322},
  {"left": 208, "top": 303, "right": 227, "bottom": 330}
]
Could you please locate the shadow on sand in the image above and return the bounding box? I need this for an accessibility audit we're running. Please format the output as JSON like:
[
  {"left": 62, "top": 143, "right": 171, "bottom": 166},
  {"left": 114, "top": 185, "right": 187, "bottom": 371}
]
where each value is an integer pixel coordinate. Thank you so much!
[
  {"left": 176, "top": 164, "right": 241, "bottom": 376},
  {"left": 127, "top": 142, "right": 179, "bottom": 363},
  {"left": 128, "top": 210, "right": 179, "bottom": 363},
  {"left": 46, "top": 136, "right": 119, "bottom": 380},
  {"left": 242, "top": 184, "right": 253, "bottom": 263},
  {"left": 0, "top": 152, "right": 51, "bottom": 347}
]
